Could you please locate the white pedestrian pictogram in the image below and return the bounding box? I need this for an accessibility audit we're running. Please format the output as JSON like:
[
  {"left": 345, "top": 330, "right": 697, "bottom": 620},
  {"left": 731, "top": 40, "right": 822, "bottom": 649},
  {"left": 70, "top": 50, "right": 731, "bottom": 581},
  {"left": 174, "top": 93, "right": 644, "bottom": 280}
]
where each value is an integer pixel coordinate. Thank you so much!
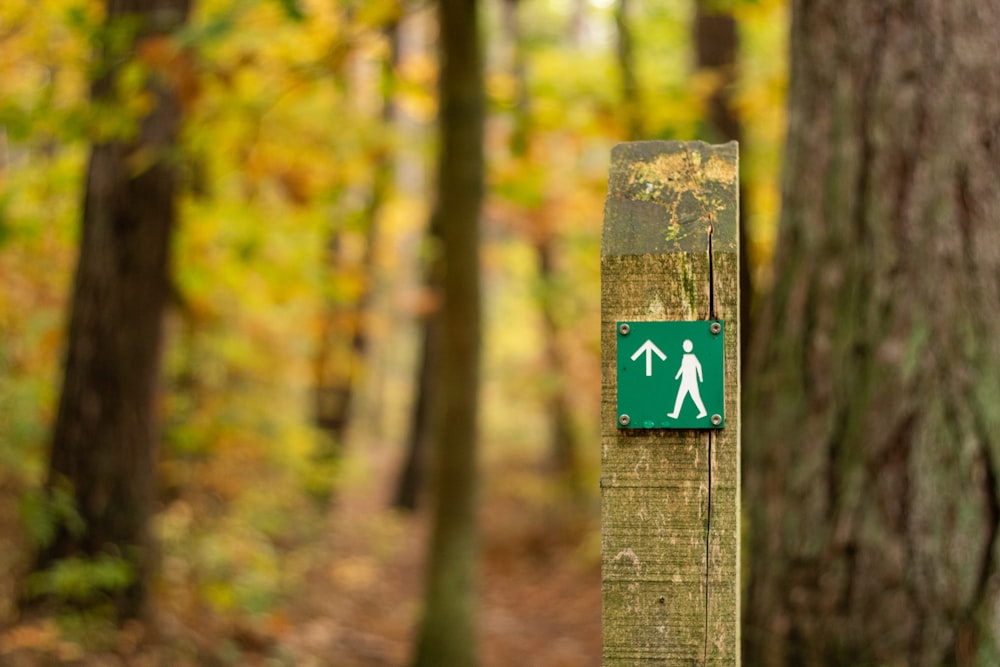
[{"left": 667, "top": 339, "right": 707, "bottom": 419}]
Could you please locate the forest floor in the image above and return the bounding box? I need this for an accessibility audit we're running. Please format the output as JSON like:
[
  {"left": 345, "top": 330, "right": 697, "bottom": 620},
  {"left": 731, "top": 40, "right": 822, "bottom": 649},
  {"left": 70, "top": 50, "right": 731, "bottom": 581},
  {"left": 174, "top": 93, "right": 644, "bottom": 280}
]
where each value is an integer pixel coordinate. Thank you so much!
[{"left": 0, "top": 442, "right": 602, "bottom": 666}]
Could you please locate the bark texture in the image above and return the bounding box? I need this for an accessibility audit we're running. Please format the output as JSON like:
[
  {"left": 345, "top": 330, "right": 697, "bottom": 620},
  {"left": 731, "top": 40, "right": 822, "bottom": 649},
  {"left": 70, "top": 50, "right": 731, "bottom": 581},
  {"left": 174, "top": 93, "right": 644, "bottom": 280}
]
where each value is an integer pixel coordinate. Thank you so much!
[
  {"left": 31, "top": 0, "right": 190, "bottom": 620},
  {"left": 411, "top": 0, "right": 484, "bottom": 663},
  {"left": 744, "top": 2, "right": 1000, "bottom": 665}
]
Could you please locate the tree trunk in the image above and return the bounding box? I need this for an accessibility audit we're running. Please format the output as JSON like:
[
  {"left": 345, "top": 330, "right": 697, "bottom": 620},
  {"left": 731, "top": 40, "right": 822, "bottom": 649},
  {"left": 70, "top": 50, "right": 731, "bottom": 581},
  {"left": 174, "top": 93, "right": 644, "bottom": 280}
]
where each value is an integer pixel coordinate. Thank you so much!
[
  {"left": 500, "top": 0, "right": 582, "bottom": 496},
  {"left": 392, "top": 270, "right": 440, "bottom": 511},
  {"left": 313, "top": 21, "right": 399, "bottom": 449},
  {"left": 411, "top": 0, "right": 484, "bottom": 663},
  {"left": 29, "top": 0, "right": 190, "bottom": 621},
  {"left": 393, "top": 21, "right": 441, "bottom": 512},
  {"left": 693, "top": 0, "right": 752, "bottom": 363},
  {"left": 744, "top": 1, "right": 1000, "bottom": 665},
  {"left": 392, "top": 184, "right": 441, "bottom": 513},
  {"left": 694, "top": 1, "right": 739, "bottom": 144},
  {"left": 614, "top": 0, "right": 641, "bottom": 141},
  {"left": 535, "top": 237, "right": 582, "bottom": 495}
]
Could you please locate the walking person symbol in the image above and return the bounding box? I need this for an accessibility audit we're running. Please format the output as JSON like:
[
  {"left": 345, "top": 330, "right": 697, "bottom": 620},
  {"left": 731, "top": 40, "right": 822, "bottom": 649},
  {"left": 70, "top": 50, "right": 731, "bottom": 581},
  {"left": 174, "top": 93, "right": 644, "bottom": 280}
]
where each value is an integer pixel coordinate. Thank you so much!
[{"left": 668, "top": 339, "right": 707, "bottom": 419}]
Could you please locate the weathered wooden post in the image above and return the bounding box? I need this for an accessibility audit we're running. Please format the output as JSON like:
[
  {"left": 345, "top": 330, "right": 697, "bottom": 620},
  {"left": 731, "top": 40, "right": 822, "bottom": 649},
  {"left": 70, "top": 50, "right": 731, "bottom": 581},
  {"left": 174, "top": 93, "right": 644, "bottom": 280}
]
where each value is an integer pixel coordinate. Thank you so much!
[{"left": 601, "top": 141, "right": 740, "bottom": 665}]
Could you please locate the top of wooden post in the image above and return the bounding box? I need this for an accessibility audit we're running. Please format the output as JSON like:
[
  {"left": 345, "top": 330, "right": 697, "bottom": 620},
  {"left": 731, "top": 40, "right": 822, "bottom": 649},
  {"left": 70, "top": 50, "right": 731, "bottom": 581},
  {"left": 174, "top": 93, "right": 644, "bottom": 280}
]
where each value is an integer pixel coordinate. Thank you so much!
[{"left": 603, "top": 140, "right": 738, "bottom": 257}]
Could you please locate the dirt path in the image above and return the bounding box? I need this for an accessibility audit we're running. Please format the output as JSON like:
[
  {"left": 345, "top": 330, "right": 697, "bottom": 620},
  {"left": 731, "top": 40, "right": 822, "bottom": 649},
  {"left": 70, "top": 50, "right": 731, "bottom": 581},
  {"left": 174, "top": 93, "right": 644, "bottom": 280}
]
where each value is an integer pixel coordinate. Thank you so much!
[{"left": 283, "top": 444, "right": 602, "bottom": 666}]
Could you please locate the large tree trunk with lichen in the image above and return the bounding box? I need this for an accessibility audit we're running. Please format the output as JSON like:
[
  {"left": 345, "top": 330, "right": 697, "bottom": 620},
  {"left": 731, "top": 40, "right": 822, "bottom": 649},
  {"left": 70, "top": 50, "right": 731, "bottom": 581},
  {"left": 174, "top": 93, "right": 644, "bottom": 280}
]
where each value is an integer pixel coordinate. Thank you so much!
[
  {"left": 744, "top": 1, "right": 1000, "bottom": 665},
  {"left": 27, "top": 0, "right": 190, "bottom": 621}
]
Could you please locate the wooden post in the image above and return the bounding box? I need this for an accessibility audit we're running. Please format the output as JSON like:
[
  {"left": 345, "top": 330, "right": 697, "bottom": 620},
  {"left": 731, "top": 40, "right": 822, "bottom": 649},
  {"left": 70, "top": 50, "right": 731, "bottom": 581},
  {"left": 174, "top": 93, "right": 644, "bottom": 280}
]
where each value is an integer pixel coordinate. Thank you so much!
[{"left": 601, "top": 141, "right": 740, "bottom": 665}]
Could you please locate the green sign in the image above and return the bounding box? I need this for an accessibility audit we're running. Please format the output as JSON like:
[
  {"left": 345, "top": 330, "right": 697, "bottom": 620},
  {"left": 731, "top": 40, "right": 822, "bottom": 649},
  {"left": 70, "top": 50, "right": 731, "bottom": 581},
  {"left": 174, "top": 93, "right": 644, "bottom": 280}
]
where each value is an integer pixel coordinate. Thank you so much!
[{"left": 616, "top": 320, "right": 725, "bottom": 429}]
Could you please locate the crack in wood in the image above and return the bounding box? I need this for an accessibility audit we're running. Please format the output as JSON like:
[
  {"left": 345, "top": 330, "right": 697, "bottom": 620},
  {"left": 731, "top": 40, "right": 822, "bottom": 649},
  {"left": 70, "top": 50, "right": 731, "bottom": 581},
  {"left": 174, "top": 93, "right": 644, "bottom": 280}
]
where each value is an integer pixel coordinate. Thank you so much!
[{"left": 704, "top": 227, "right": 715, "bottom": 666}]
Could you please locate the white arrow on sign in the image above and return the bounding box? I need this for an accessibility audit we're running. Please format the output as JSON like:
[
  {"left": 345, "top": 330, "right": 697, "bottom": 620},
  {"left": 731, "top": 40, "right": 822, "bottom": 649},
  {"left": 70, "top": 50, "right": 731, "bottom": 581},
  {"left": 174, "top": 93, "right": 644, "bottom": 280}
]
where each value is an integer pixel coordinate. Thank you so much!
[{"left": 630, "top": 339, "right": 667, "bottom": 377}]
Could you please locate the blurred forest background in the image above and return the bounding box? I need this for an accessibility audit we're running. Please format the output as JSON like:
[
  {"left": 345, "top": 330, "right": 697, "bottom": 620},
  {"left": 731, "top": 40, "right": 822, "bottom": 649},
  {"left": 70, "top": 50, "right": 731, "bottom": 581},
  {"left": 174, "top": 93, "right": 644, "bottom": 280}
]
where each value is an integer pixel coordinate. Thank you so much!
[{"left": 0, "top": 0, "right": 786, "bottom": 664}]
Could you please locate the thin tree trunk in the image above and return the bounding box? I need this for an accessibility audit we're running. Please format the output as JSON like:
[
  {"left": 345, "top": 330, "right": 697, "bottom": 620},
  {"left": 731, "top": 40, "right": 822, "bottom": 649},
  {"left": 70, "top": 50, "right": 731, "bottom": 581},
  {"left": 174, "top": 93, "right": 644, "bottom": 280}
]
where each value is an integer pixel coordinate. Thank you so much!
[
  {"left": 391, "top": 13, "right": 440, "bottom": 512},
  {"left": 314, "top": 22, "right": 399, "bottom": 448},
  {"left": 392, "top": 221, "right": 441, "bottom": 511},
  {"left": 391, "top": 324, "right": 433, "bottom": 511},
  {"left": 535, "top": 238, "right": 580, "bottom": 493},
  {"left": 744, "top": 1, "right": 1000, "bottom": 664},
  {"left": 501, "top": 0, "right": 582, "bottom": 496},
  {"left": 411, "top": 0, "right": 484, "bottom": 662},
  {"left": 614, "top": 0, "right": 641, "bottom": 141},
  {"left": 28, "top": 0, "right": 190, "bottom": 621},
  {"left": 693, "top": 0, "right": 752, "bottom": 367},
  {"left": 694, "top": 1, "right": 739, "bottom": 142}
]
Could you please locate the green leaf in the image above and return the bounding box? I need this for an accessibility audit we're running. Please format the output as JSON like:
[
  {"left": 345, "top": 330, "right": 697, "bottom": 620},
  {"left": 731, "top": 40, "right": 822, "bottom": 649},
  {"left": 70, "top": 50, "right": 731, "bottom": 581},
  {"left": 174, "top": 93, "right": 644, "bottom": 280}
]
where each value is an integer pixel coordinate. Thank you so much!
[
  {"left": 19, "top": 482, "right": 86, "bottom": 549},
  {"left": 27, "top": 554, "right": 135, "bottom": 602},
  {"left": 274, "top": 0, "right": 305, "bottom": 22}
]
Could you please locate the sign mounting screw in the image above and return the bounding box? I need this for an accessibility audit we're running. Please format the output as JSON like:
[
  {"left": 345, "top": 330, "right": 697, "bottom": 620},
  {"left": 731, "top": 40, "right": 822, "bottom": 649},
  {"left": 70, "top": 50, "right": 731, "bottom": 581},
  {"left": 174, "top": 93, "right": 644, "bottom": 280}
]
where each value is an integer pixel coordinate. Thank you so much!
[
  {"left": 711, "top": 414, "right": 723, "bottom": 426},
  {"left": 710, "top": 322, "right": 722, "bottom": 335},
  {"left": 619, "top": 414, "right": 631, "bottom": 426},
  {"left": 619, "top": 323, "right": 630, "bottom": 336}
]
